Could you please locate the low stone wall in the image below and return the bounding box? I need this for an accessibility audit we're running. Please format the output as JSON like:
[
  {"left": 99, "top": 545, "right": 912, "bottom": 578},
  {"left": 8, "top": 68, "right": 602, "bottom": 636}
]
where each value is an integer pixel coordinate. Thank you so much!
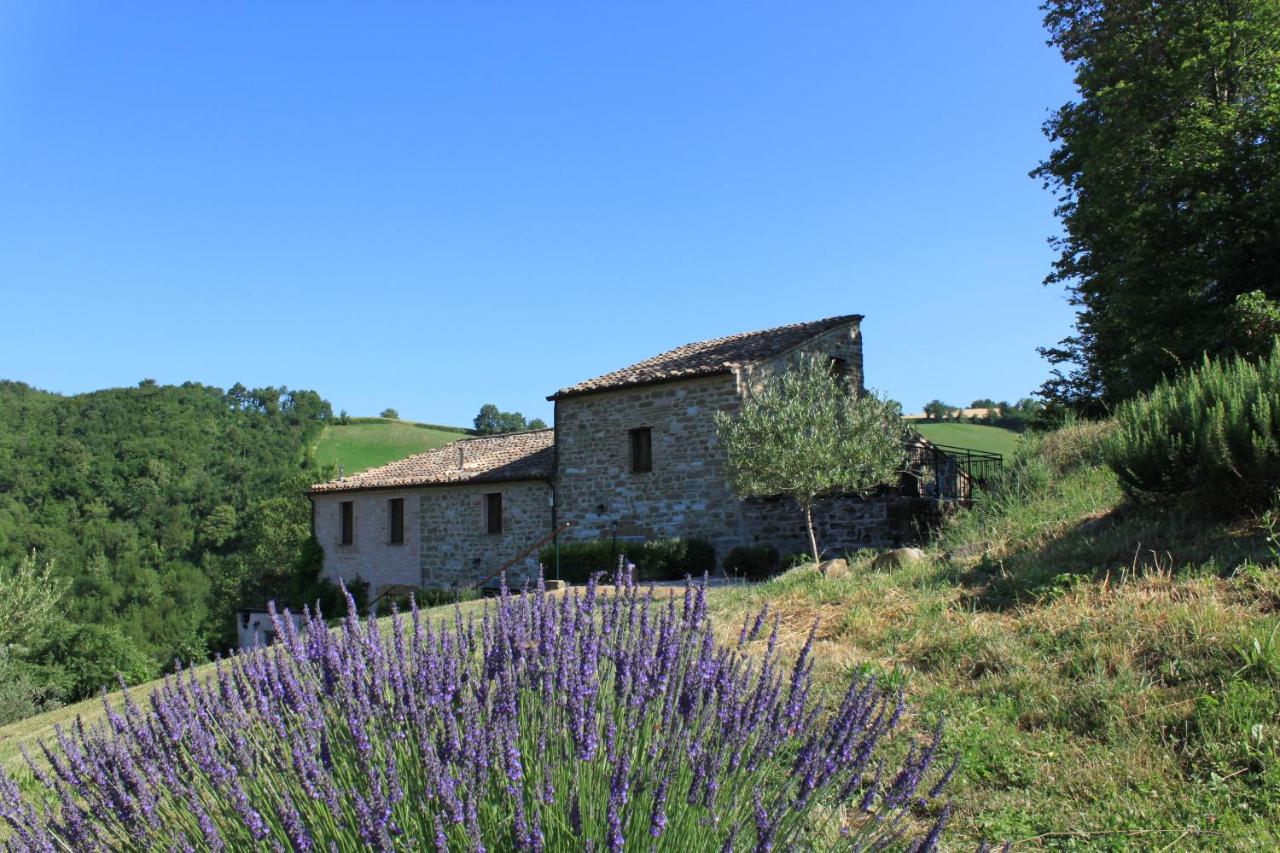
[{"left": 741, "top": 494, "right": 921, "bottom": 558}]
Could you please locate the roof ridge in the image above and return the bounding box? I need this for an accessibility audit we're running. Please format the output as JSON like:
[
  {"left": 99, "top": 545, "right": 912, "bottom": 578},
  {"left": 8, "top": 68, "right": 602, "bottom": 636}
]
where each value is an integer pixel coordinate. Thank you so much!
[
  {"left": 459, "top": 426, "right": 555, "bottom": 442},
  {"left": 549, "top": 313, "right": 861, "bottom": 400}
]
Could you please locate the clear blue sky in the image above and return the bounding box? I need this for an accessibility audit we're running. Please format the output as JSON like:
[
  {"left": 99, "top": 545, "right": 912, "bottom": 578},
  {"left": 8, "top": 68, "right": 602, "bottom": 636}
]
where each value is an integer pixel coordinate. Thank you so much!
[{"left": 0, "top": 2, "right": 1077, "bottom": 424}]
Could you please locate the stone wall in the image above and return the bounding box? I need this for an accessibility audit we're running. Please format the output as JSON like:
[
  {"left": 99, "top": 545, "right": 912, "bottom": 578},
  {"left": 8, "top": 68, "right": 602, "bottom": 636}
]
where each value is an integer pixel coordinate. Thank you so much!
[
  {"left": 552, "top": 318, "right": 881, "bottom": 562},
  {"left": 316, "top": 317, "right": 884, "bottom": 588},
  {"left": 741, "top": 320, "right": 864, "bottom": 395},
  {"left": 313, "top": 489, "right": 422, "bottom": 594},
  {"left": 419, "top": 480, "right": 553, "bottom": 588},
  {"left": 740, "top": 494, "right": 905, "bottom": 557},
  {"left": 553, "top": 374, "right": 747, "bottom": 555}
]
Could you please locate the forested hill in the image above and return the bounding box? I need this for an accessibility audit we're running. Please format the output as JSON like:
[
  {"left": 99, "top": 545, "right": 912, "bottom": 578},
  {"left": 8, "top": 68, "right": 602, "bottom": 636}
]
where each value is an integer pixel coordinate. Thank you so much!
[{"left": 0, "top": 379, "right": 334, "bottom": 716}]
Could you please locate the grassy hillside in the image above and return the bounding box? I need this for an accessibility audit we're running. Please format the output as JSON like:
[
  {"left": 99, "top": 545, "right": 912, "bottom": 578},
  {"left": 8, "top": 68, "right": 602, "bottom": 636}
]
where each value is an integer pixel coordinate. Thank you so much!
[
  {"left": 910, "top": 421, "right": 1021, "bottom": 458},
  {"left": 312, "top": 418, "right": 469, "bottom": 475},
  {"left": 5, "top": 423, "right": 1277, "bottom": 848},
  {"left": 709, "top": 422, "right": 1278, "bottom": 848}
]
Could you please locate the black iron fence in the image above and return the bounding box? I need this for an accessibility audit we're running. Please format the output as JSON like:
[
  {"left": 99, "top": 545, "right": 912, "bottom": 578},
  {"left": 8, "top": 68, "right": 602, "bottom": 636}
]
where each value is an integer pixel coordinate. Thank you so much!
[{"left": 903, "top": 439, "right": 1002, "bottom": 502}]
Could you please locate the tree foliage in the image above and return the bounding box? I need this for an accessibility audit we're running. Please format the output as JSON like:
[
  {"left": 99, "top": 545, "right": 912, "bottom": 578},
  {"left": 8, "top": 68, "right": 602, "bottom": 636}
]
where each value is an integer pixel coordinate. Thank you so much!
[
  {"left": 715, "top": 357, "right": 907, "bottom": 564},
  {"left": 379, "top": 408, "right": 399, "bottom": 419},
  {"left": 923, "top": 400, "right": 953, "bottom": 420},
  {"left": 0, "top": 379, "right": 335, "bottom": 707},
  {"left": 1035, "top": 0, "right": 1280, "bottom": 407},
  {"left": 0, "top": 554, "right": 67, "bottom": 650},
  {"left": 473, "top": 403, "right": 545, "bottom": 434}
]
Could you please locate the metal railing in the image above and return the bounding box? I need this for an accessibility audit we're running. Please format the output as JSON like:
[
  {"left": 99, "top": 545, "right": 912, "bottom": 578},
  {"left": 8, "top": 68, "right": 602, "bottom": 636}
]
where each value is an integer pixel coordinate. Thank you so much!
[{"left": 904, "top": 439, "right": 1002, "bottom": 502}]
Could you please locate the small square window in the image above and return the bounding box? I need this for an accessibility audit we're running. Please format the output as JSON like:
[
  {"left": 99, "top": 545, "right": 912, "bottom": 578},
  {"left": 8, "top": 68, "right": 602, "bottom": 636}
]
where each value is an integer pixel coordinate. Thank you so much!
[
  {"left": 485, "top": 492, "right": 503, "bottom": 534},
  {"left": 340, "top": 501, "right": 354, "bottom": 545},
  {"left": 388, "top": 498, "right": 405, "bottom": 545},
  {"left": 630, "top": 427, "right": 653, "bottom": 473}
]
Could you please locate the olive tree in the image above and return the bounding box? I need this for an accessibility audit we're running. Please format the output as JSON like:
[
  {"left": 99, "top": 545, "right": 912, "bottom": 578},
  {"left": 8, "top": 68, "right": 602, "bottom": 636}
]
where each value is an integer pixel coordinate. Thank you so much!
[
  {"left": 0, "top": 553, "right": 66, "bottom": 650},
  {"left": 714, "top": 356, "right": 907, "bottom": 566}
]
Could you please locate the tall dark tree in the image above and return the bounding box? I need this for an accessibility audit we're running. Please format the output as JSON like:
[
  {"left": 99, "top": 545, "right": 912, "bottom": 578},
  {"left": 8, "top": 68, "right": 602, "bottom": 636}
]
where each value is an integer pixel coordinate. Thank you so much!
[{"left": 1035, "top": 0, "right": 1280, "bottom": 407}]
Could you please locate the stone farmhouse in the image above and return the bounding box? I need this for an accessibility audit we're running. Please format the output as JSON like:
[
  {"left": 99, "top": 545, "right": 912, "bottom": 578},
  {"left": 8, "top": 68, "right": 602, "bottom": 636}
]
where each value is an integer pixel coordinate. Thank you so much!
[{"left": 309, "top": 314, "right": 910, "bottom": 593}]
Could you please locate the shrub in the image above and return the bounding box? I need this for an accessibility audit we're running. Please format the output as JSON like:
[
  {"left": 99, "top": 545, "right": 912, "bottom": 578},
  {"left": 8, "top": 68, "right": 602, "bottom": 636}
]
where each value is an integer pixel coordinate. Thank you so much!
[
  {"left": 1104, "top": 344, "right": 1280, "bottom": 512},
  {"left": 781, "top": 551, "right": 813, "bottom": 571},
  {"left": 0, "top": 658, "right": 60, "bottom": 727},
  {"left": 683, "top": 537, "right": 717, "bottom": 575},
  {"left": 539, "top": 537, "right": 717, "bottom": 584},
  {"left": 539, "top": 539, "right": 619, "bottom": 584},
  {"left": 41, "top": 624, "right": 155, "bottom": 701},
  {"left": 0, "top": 578, "right": 955, "bottom": 849},
  {"left": 343, "top": 576, "right": 371, "bottom": 613},
  {"left": 723, "top": 544, "right": 780, "bottom": 581},
  {"left": 383, "top": 586, "right": 480, "bottom": 613}
]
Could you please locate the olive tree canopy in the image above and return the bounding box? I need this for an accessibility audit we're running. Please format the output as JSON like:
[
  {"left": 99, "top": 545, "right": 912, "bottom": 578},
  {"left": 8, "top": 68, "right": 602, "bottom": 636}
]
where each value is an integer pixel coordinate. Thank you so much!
[{"left": 714, "top": 356, "right": 907, "bottom": 566}]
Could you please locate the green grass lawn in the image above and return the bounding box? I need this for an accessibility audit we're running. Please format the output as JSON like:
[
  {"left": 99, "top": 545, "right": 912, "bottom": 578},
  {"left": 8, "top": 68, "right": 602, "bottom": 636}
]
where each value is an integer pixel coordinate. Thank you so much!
[
  {"left": 312, "top": 419, "right": 469, "bottom": 474},
  {"left": 909, "top": 421, "right": 1021, "bottom": 458}
]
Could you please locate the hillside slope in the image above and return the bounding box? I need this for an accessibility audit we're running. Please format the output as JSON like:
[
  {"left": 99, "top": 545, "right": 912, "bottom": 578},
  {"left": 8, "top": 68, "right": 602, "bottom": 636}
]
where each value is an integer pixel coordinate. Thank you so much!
[
  {"left": 4, "top": 423, "right": 1276, "bottom": 848},
  {"left": 709, "top": 422, "right": 1278, "bottom": 847},
  {"left": 311, "top": 418, "right": 470, "bottom": 475},
  {"left": 910, "top": 421, "right": 1021, "bottom": 458},
  {"left": 0, "top": 379, "right": 331, "bottom": 707}
]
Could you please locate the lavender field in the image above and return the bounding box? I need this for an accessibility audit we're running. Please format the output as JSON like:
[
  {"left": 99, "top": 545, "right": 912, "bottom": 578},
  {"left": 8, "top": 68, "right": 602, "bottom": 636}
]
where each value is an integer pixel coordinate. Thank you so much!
[{"left": 0, "top": 575, "right": 955, "bottom": 850}]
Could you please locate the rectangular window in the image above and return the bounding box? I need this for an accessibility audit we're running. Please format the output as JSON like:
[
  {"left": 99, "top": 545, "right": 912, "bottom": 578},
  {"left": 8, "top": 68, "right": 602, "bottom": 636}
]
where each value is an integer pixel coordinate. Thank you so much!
[
  {"left": 388, "top": 498, "right": 405, "bottom": 545},
  {"left": 340, "top": 501, "right": 354, "bottom": 545},
  {"left": 630, "top": 427, "right": 653, "bottom": 473},
  {"left": 485, "top": 492, "right": 503, "bottom": 534}
]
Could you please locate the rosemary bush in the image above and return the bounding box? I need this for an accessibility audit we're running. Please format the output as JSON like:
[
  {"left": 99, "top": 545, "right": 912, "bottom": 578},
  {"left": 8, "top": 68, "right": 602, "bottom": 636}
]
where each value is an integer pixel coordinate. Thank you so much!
[
  {"left": 0, "top": 575, "right": 954, "bottom": 850},
  {"left": 1105, "top": 342, "right": 1280, "bottom": 512}
]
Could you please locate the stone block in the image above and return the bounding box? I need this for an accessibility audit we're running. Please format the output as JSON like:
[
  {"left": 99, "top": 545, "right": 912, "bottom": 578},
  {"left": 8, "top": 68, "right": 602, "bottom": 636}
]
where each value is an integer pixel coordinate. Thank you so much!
[{"left": 872, "top": 547, "right": 927, "bottom": 571}]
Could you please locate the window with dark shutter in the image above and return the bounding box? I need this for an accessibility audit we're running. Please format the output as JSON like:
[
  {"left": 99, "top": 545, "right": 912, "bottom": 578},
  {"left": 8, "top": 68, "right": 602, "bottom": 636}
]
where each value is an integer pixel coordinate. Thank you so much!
[
  {"left": 485, "top": 492, "right": 503, "bottom": 534},
  {"left": 630, "top": 427, "right": 653, "bottom": 473},
  {"left": 340, "top": 501, "right": 354, "bottom": 545},
  {"left": 388, "top": 498, "right": 404, "bottom": 545}
]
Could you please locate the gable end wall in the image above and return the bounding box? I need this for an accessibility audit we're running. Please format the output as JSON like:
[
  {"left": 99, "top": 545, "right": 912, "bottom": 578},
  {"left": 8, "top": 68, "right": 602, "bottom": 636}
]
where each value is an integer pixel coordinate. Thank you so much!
[{"left": 553, "top": 318, "right": 878, "bottom": 559}]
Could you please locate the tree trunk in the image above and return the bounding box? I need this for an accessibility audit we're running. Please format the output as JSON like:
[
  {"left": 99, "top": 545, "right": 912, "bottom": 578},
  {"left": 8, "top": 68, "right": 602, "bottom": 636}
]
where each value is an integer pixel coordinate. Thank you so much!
[{"left": 803, "top": 501, "right": 821, "bottom": 569}]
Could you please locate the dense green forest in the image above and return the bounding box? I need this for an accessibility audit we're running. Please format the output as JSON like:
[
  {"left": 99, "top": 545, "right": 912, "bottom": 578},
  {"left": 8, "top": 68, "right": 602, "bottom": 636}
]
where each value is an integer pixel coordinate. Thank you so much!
[{"left": 0, "top": 379, "right": 337, "bottom": 722}]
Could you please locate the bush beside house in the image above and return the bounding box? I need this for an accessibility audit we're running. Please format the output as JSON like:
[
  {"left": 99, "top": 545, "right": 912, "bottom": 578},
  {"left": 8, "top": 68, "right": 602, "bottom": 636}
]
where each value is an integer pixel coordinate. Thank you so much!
[{"left": 538, "top": 536, "right": 716, "bottom": 583}]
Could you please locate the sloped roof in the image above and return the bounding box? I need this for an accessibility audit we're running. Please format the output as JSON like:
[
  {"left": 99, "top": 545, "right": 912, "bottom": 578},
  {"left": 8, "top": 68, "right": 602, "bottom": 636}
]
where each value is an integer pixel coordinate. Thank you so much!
[
  {"left": 309, "top": 429, "right": 554, "bottom": 494},
  {"left": 548, "top": 314, "right": 862, "bottom": 400}
]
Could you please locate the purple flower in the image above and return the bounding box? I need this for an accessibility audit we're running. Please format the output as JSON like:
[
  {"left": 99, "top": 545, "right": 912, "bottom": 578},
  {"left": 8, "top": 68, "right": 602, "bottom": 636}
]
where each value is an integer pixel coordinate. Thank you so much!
[{"left": 0, "top": 572, "right": 953, "bottom": 851}]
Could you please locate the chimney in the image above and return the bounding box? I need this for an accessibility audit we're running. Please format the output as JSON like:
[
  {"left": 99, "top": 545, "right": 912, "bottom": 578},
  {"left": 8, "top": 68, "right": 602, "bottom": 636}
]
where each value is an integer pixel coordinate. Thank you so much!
[{"left": 458, "top": 444, "right": 465, "bottom": 469}]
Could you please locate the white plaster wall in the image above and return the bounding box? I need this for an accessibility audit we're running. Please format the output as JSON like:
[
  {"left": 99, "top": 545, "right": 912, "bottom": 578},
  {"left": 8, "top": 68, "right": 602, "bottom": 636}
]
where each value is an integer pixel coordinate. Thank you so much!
[{"left": 313, "top": 489, "right": 422, "bottom": 593}]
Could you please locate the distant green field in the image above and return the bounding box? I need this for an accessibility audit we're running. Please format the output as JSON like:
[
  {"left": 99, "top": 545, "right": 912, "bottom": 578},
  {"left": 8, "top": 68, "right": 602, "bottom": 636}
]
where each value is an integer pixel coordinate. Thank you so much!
[
  {"left": 312, "top": 419, "right": 470, "bottom": 475},
  {"left": 908, "top": 421, "right": 1021, "bottom": 458}
]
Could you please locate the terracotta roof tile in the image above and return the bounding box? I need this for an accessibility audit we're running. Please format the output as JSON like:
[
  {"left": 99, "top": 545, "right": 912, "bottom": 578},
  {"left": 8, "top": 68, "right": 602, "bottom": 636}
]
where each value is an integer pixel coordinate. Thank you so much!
[
  {"left": 548, "top": 314, "right": 862, "bottom": 400},
  {"left": 309, "top": 429, "right": 554, "bottom": 494}
]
